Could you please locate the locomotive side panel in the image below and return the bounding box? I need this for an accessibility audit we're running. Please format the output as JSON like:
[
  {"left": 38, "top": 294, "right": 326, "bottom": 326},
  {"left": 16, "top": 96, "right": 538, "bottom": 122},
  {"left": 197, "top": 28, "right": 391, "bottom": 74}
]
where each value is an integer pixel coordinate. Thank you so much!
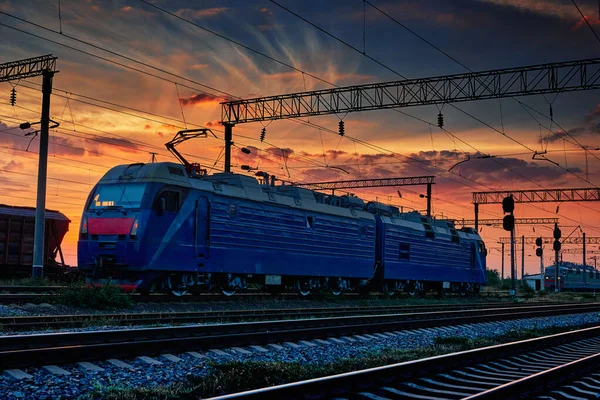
[
  {"left": 203, "top": 195, "right": 377, "bottom": 279},
  {"left": 378, "top": 216, "right": 486, "bottom": 285}
]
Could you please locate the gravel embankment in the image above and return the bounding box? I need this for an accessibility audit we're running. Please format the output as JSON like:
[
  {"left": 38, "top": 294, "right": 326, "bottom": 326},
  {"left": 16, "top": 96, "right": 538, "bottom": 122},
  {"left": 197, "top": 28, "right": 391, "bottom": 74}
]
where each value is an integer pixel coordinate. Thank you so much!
[{"left": 1, "top": 311, "right": 599, "bottom": 399}]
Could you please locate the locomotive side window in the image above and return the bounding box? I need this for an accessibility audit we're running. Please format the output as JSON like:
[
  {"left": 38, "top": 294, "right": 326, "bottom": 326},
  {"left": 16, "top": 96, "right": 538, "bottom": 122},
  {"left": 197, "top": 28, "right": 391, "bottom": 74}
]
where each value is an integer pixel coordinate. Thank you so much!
[
  {"left": 399, "top": 243, "right": 410, "bottom": 260},
  {"left": 423, "top": 223, "right": 435, "bottom": 239},
  {"left": 155, "top": 190, "right": 181, "bottom": 213},
  {"left": 596, "top": 271, "right": 599, "bottom": 279},
  {"left": 306, "top": 216, "right": 314, "bottom": 229}
]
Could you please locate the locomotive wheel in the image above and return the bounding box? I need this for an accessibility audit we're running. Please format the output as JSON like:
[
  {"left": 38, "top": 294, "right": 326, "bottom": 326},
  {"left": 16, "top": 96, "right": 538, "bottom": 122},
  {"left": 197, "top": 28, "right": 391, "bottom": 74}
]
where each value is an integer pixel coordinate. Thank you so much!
[
  {"left": 330, "top": 278, "right": 348, "bottom": 296},
  {"left": 166, "top": 274, "right": 189, "bottom": 297},
  {"left": 459, "top": 282, "right": 473, "bottom": 297},
  {"left": 221, "top": 288, "right": 237, "bottom": 297},
  {"left": 296, "top": 279, "right": 312, "bottom": 297},
  {"left": 383, "top": 281, "right": 399, "bottom": 297},
  {"left": 406, "top": 281, "right": 424, "bottom": 297},
  {"left": 221, "top": 275, "right": 244, "bottom": 297}
]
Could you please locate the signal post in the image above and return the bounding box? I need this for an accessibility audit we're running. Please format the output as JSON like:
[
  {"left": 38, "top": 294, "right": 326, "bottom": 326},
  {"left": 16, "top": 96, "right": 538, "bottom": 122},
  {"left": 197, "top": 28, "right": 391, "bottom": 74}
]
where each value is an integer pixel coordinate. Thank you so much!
[{"left": 502, "top": 195, "right": 515, "bottom": 296}]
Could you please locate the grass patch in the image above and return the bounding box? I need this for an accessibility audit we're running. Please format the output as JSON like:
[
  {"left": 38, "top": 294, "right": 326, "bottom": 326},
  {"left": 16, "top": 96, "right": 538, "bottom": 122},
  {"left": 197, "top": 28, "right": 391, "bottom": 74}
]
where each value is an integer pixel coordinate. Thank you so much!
[
  {"left": 85, "top": 325, "right": 582, "bottom": 400},
  {"left": 51, "top": 283, "right": 132, "bottom": 310},
  {"left": 0, "top": 277, "right": 58, "bottom": 286}
]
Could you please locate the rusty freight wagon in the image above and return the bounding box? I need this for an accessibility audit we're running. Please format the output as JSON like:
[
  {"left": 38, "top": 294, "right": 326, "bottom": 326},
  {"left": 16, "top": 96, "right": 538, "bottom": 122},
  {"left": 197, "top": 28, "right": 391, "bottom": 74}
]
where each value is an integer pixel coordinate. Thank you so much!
[{"left": 0, "top": 204, "right": 71, "bottom": 278}]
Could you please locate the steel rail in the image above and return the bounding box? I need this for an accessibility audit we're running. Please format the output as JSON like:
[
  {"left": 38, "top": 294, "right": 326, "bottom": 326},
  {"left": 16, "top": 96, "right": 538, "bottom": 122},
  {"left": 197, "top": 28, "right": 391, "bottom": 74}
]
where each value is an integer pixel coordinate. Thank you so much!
[
  {"left": 0, "top": 301, "right": 567, "bottom": 331},
  {"left": 211, "top": 325, "right": 600, "bottom": 399},
  {"left": 0, "top": 303, "right": 599, "bottom": 370},
  {"left": 0, "top": 291, "right": 513, "bottom": 304}
]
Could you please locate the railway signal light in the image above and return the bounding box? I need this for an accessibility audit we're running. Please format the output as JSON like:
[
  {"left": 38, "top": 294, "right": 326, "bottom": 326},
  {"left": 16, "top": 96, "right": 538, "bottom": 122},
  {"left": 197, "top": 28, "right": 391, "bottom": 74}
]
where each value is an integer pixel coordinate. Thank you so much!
[
  {"left": 553, "top": 223, "right": 561, "bottom": 240},
  {"left": 553, "top": 240, "right": 561, "bottom": 252},
  {"left": 502, "top": 215, "right": 514, "bottom": 231},
  {"left": 535, "top": 237, "right": 543, "bottom": 257},
  {"left": 502, "top": 195, "right": 514, "bottom": 214}
]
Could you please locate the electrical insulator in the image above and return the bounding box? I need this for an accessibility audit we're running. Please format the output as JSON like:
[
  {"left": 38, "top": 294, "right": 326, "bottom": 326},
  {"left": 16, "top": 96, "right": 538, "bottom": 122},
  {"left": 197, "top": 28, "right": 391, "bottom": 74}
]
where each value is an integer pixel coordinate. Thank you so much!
[
  {"left": 338, "top": 120, "right": 345, "bottom": 137},
  {"left": 549, "top": 105, "right": 553, "bottom": 121},
  {"left": 9, "top": 88, "right": 16, "bottom": 106},
  {"left": 260, "top": 127, "right": 266, "bottom": 142},
  {"left": 437, "top": 112, "right": 444, "bottom": 128}
]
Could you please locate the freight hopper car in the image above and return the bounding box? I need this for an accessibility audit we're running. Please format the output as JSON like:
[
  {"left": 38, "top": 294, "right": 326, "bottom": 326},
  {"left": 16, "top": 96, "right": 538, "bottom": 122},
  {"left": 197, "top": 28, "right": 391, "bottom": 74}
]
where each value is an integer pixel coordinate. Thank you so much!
[
  {"left": 544, "top": 263, "right": 600, "bottom": 291},
  {"left": 0, "top": 204, "right": 70, "bottom": 278},
  {"left": 77, "top": 162, "right": 487, "bottom": 296}
]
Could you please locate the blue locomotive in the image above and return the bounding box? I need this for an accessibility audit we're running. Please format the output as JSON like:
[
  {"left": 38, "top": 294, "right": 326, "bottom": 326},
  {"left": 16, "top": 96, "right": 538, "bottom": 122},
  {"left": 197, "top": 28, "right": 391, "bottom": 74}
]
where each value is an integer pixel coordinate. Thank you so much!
[
  {"left": 78, "top": 129, "right": 486, "bottom": 296},
  {"left": 77, "top": 162, "right": 487, "bottom": 296},
  {"left": 544, "top": 263, "right": 600, "bottom": 291}
]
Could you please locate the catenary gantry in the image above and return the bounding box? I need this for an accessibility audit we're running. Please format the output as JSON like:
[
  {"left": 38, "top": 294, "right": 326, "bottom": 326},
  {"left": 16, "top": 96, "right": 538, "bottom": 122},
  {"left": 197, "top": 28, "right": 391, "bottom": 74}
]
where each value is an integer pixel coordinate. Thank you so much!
[
  {"left": 221, "top": 58, "right": 600, "bottom": 123},
  {"left": 498, "top": 237, "right": 600, "bottom": 245},
  {"left": 454, "top": 218, "right": 558, "bottom": 227},
  {"left": 472, "top": 188, "right": 600, "bottom": 230}
]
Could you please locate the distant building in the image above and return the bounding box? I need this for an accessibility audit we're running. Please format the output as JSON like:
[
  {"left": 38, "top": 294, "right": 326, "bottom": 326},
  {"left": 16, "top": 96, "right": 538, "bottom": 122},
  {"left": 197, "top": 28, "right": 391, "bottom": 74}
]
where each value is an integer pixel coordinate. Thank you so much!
[{"left": 523, "top": 273, "right": 543, "bottom": 291}]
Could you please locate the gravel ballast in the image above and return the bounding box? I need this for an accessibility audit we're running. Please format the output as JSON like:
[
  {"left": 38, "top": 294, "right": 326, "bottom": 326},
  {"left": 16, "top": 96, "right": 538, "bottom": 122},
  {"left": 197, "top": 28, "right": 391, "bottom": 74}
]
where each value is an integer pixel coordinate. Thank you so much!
[{"left": 1, "top": 311, "right": 599, "bottom": 399}]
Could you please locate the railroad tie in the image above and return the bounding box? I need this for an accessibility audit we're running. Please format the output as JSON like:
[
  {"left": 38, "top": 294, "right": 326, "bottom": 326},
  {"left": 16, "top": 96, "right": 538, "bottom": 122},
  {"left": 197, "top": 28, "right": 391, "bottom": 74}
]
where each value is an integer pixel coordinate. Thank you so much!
[{"left": 3, "top": 369, "right": 33, "bottom": 381}]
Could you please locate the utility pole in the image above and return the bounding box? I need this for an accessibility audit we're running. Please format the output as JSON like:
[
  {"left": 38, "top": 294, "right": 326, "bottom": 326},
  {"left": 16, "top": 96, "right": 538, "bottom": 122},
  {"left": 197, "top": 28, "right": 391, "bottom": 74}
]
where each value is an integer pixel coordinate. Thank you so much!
[
  {"left": 0, "top": 55, "right": 58, "bottom": 279},
  {"left": 150, "top": 152, "right": 157, "bottom": 163},
  {"left": 223, "top": 122, "right": 233, "bottom": 173},
  {"left": 583, "top": 232, "right": 586, "bottom": 288},
  {"left": 32, "top": 69, "right": 55, "bottom": 278},
  {"left": 501, "top": 242, "right": 505, "bottom": 280},
  {"left": 521, "top": 235, "right": 525, "bottom": 282}
]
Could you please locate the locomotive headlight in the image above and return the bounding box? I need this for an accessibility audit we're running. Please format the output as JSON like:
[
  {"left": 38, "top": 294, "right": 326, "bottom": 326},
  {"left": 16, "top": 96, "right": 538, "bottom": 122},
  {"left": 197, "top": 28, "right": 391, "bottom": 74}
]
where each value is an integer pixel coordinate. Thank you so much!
[
  {"left": 81, "top": 216, "right": 88, "bottom": 234},
  {"left": 130, "top": 218, "right": 139, "bottom": 238}
]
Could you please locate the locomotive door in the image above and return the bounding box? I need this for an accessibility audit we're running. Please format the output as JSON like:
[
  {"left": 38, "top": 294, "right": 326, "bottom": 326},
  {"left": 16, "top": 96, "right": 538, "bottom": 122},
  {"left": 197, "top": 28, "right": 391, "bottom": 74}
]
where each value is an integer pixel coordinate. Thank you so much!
[{"left": 195, "top": 197, "right": 210, "bottom": 263}]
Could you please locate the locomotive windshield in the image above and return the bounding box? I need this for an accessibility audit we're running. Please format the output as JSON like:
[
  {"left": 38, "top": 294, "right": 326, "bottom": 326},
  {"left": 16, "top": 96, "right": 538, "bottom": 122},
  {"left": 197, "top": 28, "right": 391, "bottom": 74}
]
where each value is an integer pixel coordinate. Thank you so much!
[{"left": 88, "top": 183, "right": 146, "bottom": 210}]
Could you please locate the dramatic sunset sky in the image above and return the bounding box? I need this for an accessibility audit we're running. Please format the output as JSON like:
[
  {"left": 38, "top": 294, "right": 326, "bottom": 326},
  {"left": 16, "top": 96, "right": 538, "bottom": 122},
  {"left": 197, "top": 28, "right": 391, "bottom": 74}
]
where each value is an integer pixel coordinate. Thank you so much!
[{"left": 1, "top": 0, "right": 600, "bottom": 276}]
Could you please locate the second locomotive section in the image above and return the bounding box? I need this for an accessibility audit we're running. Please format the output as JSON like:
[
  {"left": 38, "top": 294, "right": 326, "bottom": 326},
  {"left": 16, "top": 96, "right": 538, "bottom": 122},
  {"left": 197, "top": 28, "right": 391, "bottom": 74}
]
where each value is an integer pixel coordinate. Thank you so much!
[{"left": 78, "top": 162, "right": 486, "bottom": 295}]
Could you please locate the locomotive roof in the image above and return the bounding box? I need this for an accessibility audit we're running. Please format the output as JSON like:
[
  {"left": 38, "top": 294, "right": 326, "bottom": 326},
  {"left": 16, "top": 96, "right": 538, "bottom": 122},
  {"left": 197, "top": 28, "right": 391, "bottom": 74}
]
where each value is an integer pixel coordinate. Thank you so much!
[
  {"left": 97, "top": 162, "right": 477, "bottom": 231},
  {"left": 0, "top": 204, "right": 70, "bottom": 221}
]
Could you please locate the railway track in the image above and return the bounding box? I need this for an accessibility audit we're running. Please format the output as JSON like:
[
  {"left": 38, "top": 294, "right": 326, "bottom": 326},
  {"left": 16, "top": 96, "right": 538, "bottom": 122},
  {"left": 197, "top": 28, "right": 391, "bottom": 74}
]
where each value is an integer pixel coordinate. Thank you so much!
[
  {"left": 0, "top": 301, "right": 570, "bottom": 331},
  {"left": 211, "top": 325, "right": 600, "bottom": 399},
  {"left": 1, "top": 303, "right": 599, "bottom": 370},
  {"left": 0, "top": 291, "right": 511, "bottom": 304}
]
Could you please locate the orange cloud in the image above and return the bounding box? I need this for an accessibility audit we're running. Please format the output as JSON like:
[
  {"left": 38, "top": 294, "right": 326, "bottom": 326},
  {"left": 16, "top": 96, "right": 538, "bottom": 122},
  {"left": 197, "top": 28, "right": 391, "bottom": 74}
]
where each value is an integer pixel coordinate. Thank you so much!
[
  {"left": 205, "top": 120, "right": 221, "bottom": 127},
  {"left": 573, "top": 15, "right": 600, "bottom": 30},
  {"left": 180, "top": 93, "right": 225, "bottom": 106}
]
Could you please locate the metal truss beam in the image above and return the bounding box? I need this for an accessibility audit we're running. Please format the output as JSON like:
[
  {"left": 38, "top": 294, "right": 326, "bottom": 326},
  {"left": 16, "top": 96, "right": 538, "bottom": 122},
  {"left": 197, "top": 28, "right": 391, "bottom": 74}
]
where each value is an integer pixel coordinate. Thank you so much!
[
  {"left": 454, "top": 218, "right": 558, "bottom": 226},
  {"left": 222, "top": 58, "right": 600, "bottom": 123},
  {"left": 499, "top": 237, "right": 600, "bottom": 245},
  {"left": 291, "top": 176, "right": 434, "bottom": 190},
  {"left": 0, "top": 54, "right": 57, "bottom": 83},
  {"left": 561, "top": 248, "right": 600, "bottom": 255},
  {"left": 292, "top": 176, "right": 434, "bottom": 215},
  {"left": 473, "top": 188, "right": 600, "bottom": 204}
]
